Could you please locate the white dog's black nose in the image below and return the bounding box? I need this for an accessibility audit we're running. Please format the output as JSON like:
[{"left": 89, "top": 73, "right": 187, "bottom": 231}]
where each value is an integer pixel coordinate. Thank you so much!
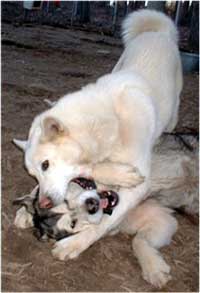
[{"left": 85, "top": 198, "right": 100, "bottom": 214}]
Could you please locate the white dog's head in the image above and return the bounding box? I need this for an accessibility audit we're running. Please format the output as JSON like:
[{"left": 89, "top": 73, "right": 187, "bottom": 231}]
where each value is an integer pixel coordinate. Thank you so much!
[{"left": 14, "top": 115, "right": 89, "bottom": 206}]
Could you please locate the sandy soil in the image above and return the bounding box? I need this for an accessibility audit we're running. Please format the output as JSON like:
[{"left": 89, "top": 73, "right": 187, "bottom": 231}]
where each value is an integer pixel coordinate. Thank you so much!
[{"left": 2, "top": 23, "right": 199, "bottom": 292}]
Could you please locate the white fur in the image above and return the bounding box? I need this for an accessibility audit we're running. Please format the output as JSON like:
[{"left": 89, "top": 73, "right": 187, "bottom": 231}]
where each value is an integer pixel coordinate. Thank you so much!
[
  {"left": 122, "top": 9, "right": 178, "bottom": 46},
  {"left": 121, "top": 200, "right": 177, "bottom": 288},
  {"left": 14, "top": 9, "right": 182, "bottom": 285},
  {"left": 52, "top": 198, "right": 177, "bottom": 288}
]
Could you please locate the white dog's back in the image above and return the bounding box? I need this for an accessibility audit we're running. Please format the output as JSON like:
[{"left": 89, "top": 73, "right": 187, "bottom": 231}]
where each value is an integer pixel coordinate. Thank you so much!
[{"left": 114, "top": 9, "right": 183, "bottom": 136}]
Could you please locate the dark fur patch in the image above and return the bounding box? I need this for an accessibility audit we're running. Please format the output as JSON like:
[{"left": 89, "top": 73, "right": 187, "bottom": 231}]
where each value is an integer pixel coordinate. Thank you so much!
[{"left": 13, "top": 188, "right": 73, "bottom": 241}]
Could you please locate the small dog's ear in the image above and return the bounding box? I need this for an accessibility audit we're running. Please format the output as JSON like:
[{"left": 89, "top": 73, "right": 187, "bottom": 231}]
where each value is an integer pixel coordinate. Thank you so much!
[
  {"left": 13, "top": 194, "right": 35, "bottom": 214},
  {"left": 41, "top": 116, "right": 69, "bottom": 141},
  {"left": 13, "top": 194, "right": 33, "bottom": 206},
  {"left": 13, "top": 139, "right": 27, "bottom": 151},
  {"left": 13, "top": 186, "right": 39, "bottom": 206},
  {"left": 67, "top": 182, "right": 84, "bottom": 200}
]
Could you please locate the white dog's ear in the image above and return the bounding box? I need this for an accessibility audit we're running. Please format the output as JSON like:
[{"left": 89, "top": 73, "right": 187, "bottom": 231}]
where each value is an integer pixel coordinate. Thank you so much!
[
  {"left": 42, "top": 116, "right": 69, "bottom": 141},
  {"left": 13, "top": 139, "right": 27, "bottom": 151}
]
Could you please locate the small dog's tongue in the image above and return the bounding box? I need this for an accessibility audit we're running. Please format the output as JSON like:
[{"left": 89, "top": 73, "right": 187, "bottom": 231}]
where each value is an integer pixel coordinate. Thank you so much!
[
  {"left": 98, "top": 190, "right": 119, "bottom": 215},
  {"left": 39, "top": 197, "right": 53, "bottom": 209},
  {"left": 100, "top": 198, "right": 109, "bottom": 209}
]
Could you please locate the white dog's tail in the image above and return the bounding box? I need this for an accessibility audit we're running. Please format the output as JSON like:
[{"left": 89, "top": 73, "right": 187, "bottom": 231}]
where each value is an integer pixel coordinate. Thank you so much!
[{"left": 122, "top": 9, "right": 178, "bottom": 47}]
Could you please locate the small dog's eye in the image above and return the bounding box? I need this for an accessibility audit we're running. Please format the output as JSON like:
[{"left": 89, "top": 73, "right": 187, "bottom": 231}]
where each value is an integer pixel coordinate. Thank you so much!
[{"left": 41, "top": 160, "right": 49, "bottom": 171}]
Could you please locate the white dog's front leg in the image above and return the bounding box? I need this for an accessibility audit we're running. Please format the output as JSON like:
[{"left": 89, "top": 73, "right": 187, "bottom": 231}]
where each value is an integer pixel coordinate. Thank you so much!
[
  {"left": 52, "top": 181, "right": 149, "bottom": 260},
  {"left": 92, "top": 162, "right": 144, "bottom": 187}
]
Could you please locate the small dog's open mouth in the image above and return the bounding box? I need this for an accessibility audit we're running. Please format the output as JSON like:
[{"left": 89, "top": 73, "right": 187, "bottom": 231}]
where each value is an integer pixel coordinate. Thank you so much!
[
  {"left": 71, "top": 177, "right": 97, "bottom": 190},
  {"left": 98, "top": 190, "right": 119, "bottom": 215}
]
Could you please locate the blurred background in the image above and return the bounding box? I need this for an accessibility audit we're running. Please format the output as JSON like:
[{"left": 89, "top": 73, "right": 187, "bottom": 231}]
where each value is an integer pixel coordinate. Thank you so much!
[{"left": 2, "top": 1, "right": 199, "bottom": 54}]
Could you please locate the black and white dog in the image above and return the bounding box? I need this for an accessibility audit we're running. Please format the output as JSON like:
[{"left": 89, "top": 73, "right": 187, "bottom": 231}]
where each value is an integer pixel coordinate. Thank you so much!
[{"left": 14, "top": 178, "right": 119, "bottom": 241}]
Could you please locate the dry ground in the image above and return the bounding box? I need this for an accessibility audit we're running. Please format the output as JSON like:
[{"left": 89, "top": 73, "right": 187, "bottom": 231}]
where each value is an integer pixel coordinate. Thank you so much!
[{"left": 2, "top": 23, "right": 199, "bottom": 292}]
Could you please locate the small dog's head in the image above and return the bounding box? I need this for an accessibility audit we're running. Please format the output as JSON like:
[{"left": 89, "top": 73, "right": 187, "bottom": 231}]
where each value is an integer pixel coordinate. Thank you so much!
[{"left": 13, "top": 178, "right": 119, "bottom": 241}]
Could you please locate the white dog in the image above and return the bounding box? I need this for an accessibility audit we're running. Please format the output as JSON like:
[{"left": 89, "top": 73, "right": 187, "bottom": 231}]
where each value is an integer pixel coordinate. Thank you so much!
[{"left": 14, "top": 9, "right": 182, "bottom": 286}]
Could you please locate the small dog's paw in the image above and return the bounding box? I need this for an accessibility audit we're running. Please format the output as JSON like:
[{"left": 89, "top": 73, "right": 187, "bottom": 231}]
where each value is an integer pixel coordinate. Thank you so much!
[
  {"left": 52, "top": 242, "right": 68, "bottom": 261},
  {"left": 117, "top": 165, "right": 144, "bottom": 187},
  {"left": 52, "top": 233, "right": 90, "bottom": 261},
  {"left": 142, "top": 254, "right": 171, "bottom": 288},
  {"left": 14, "top": 207, "right": 33, "bottom": 229}
]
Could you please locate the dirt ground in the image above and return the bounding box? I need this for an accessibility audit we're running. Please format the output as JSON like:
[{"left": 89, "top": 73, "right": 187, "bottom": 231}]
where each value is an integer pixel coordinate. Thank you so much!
[{"left": 2, "top": 23, "right": 199, "bottom": 292}]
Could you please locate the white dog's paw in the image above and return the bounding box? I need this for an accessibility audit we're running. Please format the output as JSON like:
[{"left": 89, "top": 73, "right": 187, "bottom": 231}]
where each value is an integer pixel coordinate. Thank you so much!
[
  {"left": 92, "top": 162, "right": 144, "bottom": 188},
  {"left": 117, "top": 165, "right": 144, "bottom": 187},
  {"left": 14, "top": 207, "right": 33, "bottom": 229},
  {"left": 52, "top": 232, "right": 91, "bottom": 261},
  {"left": 142, "top": 253, "right": 171, "bottom": 288}
]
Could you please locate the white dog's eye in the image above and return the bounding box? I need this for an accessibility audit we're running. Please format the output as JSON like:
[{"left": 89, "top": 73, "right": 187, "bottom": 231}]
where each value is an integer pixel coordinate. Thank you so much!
[{"left": 41, "top": 160, "right": 49, "bottom": 171}]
